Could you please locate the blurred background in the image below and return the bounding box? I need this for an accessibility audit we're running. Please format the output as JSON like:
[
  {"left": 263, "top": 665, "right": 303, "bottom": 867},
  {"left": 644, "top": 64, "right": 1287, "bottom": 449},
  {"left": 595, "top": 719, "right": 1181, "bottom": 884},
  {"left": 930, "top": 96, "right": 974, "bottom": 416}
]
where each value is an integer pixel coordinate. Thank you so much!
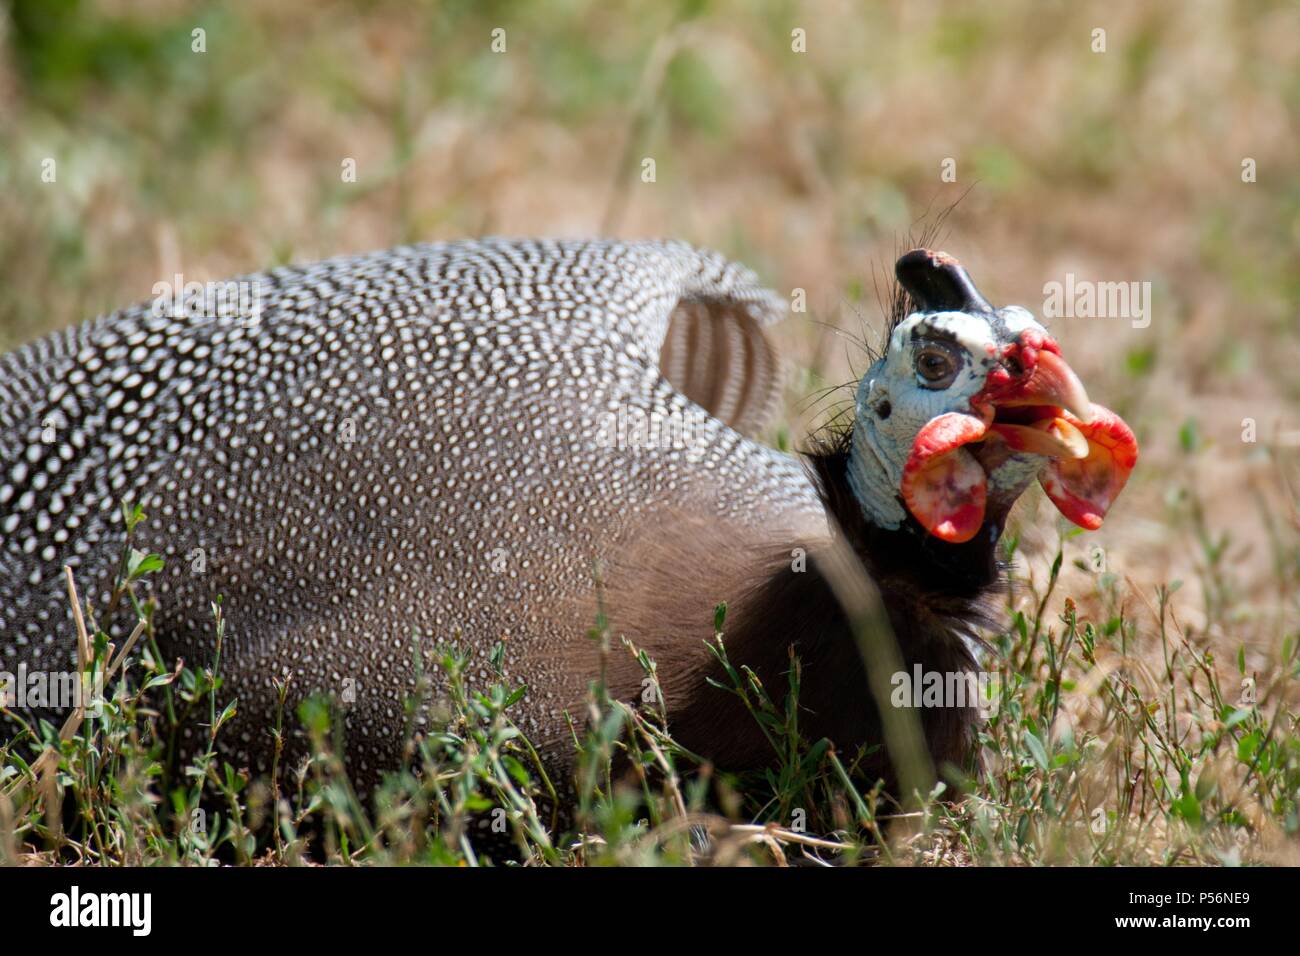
[{"left": 0, "top": 0, "right": 1297, "bottom": 640}]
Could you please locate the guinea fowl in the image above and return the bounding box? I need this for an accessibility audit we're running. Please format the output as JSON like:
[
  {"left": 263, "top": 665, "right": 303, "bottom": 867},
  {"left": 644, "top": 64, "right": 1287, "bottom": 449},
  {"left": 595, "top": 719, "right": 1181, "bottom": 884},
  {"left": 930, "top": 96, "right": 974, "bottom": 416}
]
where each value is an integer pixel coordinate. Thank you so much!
[{"left": 0, "top": 239, "right": 1137, "bottom": 795}]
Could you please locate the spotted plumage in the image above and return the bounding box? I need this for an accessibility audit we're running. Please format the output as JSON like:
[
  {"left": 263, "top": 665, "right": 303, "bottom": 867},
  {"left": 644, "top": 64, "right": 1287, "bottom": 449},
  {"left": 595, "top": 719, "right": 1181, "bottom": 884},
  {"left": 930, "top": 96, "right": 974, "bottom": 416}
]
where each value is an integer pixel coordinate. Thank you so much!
[{"left": 1, "top": 238, "right": 821, "bottom": 782}]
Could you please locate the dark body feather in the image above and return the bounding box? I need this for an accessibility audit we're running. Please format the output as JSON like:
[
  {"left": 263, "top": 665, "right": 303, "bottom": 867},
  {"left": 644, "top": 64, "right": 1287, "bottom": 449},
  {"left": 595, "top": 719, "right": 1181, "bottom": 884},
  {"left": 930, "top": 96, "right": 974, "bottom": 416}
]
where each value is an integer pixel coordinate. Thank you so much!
[{"left": 603, "top": 440, "right": 1002, "bottom": 791}]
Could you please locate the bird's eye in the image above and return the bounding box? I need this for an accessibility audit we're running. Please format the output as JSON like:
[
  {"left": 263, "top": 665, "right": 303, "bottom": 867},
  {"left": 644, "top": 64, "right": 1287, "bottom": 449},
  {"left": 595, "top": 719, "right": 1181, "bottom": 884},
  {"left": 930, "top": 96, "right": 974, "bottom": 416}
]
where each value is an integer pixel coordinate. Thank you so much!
[{"left": 914, "top": 342, "right": 961, "bottom": 388}]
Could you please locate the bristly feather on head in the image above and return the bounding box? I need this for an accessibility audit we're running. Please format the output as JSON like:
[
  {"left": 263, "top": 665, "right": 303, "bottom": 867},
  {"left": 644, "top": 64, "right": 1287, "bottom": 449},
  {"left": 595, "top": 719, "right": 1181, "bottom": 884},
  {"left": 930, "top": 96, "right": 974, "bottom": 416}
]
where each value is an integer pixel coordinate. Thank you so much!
[{"left": 806, "top": 197, "right": 966, "bottom": 458}]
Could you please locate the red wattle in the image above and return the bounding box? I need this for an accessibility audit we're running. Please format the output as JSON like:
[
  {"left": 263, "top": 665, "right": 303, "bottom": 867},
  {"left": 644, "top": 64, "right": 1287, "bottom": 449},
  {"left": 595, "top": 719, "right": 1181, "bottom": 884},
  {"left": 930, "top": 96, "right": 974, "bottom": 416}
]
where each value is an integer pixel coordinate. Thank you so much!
[
  {"left": 901, "top": 412, "right": 990, "bottom": 543},
  {"left": 1038, "top": 403, "right": 1138, "bottom": 530}
]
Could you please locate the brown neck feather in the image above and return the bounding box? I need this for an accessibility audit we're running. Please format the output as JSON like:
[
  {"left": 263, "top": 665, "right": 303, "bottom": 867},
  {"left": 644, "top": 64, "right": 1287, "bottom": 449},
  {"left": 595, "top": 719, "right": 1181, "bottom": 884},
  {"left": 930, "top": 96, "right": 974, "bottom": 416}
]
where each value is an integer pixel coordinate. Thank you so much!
[{"left": 629, "top": 442, "right": 1004, "bottom": 785}]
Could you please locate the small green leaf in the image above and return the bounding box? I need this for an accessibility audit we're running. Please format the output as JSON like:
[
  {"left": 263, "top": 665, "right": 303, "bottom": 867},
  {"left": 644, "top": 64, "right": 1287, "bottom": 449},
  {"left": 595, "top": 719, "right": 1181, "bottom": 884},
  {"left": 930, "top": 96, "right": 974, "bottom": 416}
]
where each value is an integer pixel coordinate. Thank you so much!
[
  {"left": 1236, "top": 729, "right": 1263, "bottom": 763},
  {"left": 121, "top": 500, "right": 146, "bottom": 533},
  {"left": 501, "top": 754, "right": 531, "bottom": 787},
  {"left": 1023, "top": 730, "right": 1050, "bottom": 770},
  {"left": 213, "top": 699, "right": 238, "bottom": 734},
  {"left": 142, "top": 671, "right": 178, "bottom": 691},
  {"left": 1171, "top": 790, "right": 1202, "bottom": 827},
  {"left": 126, "top": 548, "right": 165, "bottom": 581},
  {"left": 1224, "top": 708, "right": 1253, "bottom": 729}
]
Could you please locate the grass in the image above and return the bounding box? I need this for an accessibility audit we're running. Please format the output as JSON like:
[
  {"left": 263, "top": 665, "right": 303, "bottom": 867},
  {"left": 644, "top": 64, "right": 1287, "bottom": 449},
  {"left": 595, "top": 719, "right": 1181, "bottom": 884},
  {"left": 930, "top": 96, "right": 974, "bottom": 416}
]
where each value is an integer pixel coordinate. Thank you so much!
[{"left": 2, "top": 446, "right": 1297, "bottom": 866}]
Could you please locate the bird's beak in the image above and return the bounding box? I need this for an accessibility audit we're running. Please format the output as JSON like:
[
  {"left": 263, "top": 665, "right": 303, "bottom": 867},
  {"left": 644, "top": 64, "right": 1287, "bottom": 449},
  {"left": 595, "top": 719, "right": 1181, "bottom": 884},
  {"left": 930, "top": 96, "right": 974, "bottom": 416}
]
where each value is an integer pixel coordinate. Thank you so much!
[{"left": 901, "top": 339, "right": 1138, "bottom": 543}]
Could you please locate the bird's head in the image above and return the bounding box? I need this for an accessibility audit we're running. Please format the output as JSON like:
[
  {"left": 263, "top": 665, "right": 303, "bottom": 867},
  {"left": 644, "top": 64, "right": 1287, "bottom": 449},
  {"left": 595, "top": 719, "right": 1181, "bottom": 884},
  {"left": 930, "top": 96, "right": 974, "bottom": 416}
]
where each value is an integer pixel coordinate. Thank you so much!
[{"left": 846, "top": 249, "right": 1138, "bottom": 544}]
